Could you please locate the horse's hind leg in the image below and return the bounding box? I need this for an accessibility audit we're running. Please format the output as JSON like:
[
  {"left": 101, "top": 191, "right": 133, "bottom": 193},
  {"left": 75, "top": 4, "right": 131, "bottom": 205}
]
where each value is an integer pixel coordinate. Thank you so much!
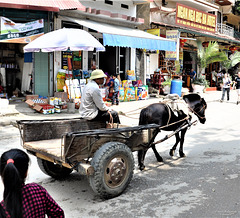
[
  {"left": 169, "top": 132, "right": 180, "bottom": 156},
  {"left": 150, "top": 129, "right": 163, "bottom": 162},
  {"left": 138, "top": 129, "right": 160, "bottom": 170},
  {"left": 152, "top": 144, "right": 163, "bottom": 162},
  {"left": 179, "top": 128, "right": 187, "bottom": 157}
]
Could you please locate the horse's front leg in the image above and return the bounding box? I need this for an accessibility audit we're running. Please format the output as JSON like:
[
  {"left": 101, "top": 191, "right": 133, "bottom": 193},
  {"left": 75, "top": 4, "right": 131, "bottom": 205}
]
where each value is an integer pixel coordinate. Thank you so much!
[
  {"left": 179, "top": 128, "right": 188, "bottom": 157},
  {"left": 138, "top": 149, "right": 148, "bottom": 171},
  {"left": 169, "top": 132, "right": 180, "bottom": 156}
]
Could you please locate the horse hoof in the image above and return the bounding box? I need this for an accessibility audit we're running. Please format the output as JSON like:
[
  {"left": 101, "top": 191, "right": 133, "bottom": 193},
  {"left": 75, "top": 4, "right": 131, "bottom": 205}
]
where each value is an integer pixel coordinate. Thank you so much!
[
  {"left": 156, "top": 156, "right": 163, "bottom": 162},
  {"left": 169, "top": 149, "right": 175, "bottom": 156},
  {"left": 139, "top": 165, "right": 145, "bottom": 171},
  {"left": 179, "top": 152, "right": 186, "bottom": 157}
]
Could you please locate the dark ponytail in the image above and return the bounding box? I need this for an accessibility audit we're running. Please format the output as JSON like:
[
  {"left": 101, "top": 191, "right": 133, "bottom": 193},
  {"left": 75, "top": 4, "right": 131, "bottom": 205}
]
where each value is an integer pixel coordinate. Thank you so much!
[{"left": 0, "top": 149, "right": 29, "bottom": 218}]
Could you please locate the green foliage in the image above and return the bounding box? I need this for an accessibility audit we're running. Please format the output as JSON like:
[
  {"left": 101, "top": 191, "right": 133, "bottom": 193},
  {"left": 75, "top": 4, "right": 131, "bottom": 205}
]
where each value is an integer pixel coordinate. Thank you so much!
[
  {"left": 221, "top": 59, "right": 231, "bottom": 70},
  {"left": 192, "top": 75, "right": 209, "bottom": 88},
  {"left": 230, "top": 51, "right": 240, "bottom": 67},
  {"left": 161, "top": 78, "right": 172, "bottom": 86},
  {"left": 233, "top": 1, "right": 240, "bottom": 15},
  {"left": 175, "top": 60, "right": 181, "bottom": 74},
  {"left": 197, "top": 41, "right": 228, "bottom": 73},
  {"left": 195, "top": 41, "right": 228, "bottom": 87},
  {"left": 221, "top": 51, "right": 240, "bottom": 70}
]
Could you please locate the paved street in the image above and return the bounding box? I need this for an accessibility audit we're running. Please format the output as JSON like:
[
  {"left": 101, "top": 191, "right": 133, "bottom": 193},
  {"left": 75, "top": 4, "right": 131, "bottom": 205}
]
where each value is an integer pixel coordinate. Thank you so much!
[{"left": 0, "top": 91, "right": 240, "bottom": 217}]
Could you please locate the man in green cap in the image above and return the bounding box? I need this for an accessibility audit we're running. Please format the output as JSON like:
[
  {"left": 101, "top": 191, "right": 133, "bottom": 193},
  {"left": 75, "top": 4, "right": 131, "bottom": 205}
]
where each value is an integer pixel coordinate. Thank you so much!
[{"left": 79, "top": 69, "right": 120, "bottom": 124}]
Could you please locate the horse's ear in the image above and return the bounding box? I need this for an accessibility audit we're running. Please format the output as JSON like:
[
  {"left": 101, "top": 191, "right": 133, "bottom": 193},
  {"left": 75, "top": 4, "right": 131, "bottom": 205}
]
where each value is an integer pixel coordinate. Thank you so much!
[{"left": 183, "top": 96, "right": 190, "bottom": 104}]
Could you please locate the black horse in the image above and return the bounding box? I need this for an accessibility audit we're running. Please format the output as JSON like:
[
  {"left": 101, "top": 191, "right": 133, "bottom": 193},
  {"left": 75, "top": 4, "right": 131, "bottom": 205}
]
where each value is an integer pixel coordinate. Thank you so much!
[{"left": 138, "top": 93, "right": 207, "bottom": 170}]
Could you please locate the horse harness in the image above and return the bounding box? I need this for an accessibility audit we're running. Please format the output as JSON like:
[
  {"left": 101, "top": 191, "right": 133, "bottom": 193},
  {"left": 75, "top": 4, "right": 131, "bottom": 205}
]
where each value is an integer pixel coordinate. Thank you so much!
[
  {"left": 163, "top": 103, "right": 191, "bottom": 129},
  {"left": 186, "top": 101, "right": 206, "bottom": 120}
]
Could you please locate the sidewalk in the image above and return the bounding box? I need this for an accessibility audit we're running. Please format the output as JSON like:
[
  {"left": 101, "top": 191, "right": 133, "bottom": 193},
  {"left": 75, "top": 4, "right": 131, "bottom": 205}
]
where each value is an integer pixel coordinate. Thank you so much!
[{"left": 0, "top": 91, "right": 223, "bottom": 127}]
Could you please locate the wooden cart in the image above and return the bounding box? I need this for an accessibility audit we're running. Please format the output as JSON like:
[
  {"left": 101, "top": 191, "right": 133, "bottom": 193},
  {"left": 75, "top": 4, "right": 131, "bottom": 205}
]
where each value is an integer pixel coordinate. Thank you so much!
[{"left": 17, "top": 118, "right": 160, "bottom": 198}]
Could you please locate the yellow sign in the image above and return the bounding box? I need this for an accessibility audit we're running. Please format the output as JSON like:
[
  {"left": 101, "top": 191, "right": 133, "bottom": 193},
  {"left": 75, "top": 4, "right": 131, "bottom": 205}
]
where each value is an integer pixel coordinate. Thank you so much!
[
  {"left": 146, "top": 29, "right": 160, "bottom": 37},
  {"left": 165, "top": 51, "right": 177, "bottom": 60},
  {"left": 146, "top": 29, "right": 161, "bottom": 53},
  {"left": 176, "top": 3, "right": 216, "bottom": 33}
]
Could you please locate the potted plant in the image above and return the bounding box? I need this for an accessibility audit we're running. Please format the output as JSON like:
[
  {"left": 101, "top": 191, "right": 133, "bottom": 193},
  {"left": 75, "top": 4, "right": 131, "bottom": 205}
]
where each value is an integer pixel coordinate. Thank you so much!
[
  {"left": 193, "top": 41, "right": 228, "bottom": 93},
  {"left": 192, "top": 75, "right": 209, "bottom": 93},
  {"left": 161, "top": 77, "right": 172, "bottom": 94}
]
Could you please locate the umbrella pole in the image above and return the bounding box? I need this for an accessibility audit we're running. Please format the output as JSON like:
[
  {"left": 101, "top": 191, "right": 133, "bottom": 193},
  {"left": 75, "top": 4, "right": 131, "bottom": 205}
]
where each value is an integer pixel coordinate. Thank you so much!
[{"left": 48, "top": 53, "right": 50, "bottom": 100}]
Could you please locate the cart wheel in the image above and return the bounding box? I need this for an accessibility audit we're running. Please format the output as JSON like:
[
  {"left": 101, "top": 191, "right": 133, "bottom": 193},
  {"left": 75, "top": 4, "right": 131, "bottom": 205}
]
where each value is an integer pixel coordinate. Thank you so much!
[
  {"left": 37, "top": 158, "right": 72, "bottom": 179},
  {"left": 89, "top": 142, "right": 134, "bottom": 199}
]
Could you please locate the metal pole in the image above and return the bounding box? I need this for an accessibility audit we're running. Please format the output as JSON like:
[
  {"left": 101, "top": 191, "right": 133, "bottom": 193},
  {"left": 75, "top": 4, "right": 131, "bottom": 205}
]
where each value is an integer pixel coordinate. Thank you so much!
[{"left": 48, "top": 12, "right": 50, "bottom": 99}]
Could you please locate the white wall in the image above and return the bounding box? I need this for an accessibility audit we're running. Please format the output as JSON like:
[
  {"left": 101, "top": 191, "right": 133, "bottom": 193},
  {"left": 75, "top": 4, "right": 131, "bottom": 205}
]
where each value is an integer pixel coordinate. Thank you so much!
[
  {"left": 150, "top": 53, "right": 158, "bottom": 75},
  {"left": 81, "top": 1, "right": 136, "bottom": 17}
]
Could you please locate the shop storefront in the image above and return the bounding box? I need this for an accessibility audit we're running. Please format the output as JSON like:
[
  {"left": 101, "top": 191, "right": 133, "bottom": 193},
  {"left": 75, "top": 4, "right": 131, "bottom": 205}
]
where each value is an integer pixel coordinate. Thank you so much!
[
  {"left": 50, "top": 15, "right": 176, "bottom": 102},
  {"left": 150, "top": 2, "right": 240, "bottom": 90},
  {"left": 0, "top": 9, "right": 51, "bottom": 98}
]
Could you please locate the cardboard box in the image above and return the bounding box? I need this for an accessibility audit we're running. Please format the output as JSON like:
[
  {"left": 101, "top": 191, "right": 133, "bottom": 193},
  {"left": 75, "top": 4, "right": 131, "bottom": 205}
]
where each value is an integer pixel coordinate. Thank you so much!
[
  {"left": 33, "top": 104, "right": 55, "bottom": 114},
  {"left": 25, "top": 99, "right": 48, "bottom": 108},
  {"left": 25, "top": 99, "right": 35, "bottom": 107},
  {"left": 34, "top": 99, "right": 48, "bottom": 105},
  {"left": 33, "top": 104, "right": 43, "bottom": 112},
  {"left": 26, "top": 95, "right": 39, "bottom": 100}
]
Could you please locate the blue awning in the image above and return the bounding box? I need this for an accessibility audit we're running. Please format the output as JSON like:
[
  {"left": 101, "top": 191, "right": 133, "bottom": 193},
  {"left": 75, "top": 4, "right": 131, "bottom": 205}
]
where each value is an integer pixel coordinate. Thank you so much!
[
  {"left": 103, "top": 33, "right": 176, "bottom": 51},
  {"left": 64, "top": 16, "right": 176, "bottom": 51}
]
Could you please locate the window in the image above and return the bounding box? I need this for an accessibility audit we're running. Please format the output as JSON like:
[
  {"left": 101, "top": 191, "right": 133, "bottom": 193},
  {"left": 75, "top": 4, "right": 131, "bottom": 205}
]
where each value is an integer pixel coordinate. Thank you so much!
[
  {"left": 105, "top": 0, "right": 113, "bottom": 5},
  {"left": 121, "top": 4, "right": 128, "bottom": 9}
]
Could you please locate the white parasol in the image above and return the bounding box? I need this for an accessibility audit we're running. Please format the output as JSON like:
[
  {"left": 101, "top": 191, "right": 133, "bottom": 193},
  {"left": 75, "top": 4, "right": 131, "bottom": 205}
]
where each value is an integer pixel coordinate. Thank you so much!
[
  {"left": 23, "top": 28, "right": 105, "bottom": 52},
  {"left": 23, "top": 28, "right": 105, "bottom": 106}
]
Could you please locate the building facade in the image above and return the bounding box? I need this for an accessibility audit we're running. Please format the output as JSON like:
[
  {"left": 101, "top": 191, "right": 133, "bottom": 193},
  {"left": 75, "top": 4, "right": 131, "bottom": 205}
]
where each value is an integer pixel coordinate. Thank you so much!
[
  {"left": 0, "top": 0, "right": 176, "bottom": 98},
  {"left": 140, "top": 0, "right": 240, "bottom": 89}
]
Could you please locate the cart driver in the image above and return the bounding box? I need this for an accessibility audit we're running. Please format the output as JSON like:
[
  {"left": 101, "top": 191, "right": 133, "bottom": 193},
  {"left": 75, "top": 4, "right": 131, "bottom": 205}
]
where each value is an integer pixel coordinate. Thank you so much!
[{"left": 79, "top": 69, "right": 120, "bottom": 124}]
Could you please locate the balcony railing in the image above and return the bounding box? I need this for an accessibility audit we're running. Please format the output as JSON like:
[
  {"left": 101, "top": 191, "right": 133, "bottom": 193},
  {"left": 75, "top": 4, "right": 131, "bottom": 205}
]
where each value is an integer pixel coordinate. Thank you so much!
[
  {"left": 234, "top": 31, "right": 240, "bottom": 40},
  {"left": 217, "top": 23, "right": 234, "bottom": 37}
]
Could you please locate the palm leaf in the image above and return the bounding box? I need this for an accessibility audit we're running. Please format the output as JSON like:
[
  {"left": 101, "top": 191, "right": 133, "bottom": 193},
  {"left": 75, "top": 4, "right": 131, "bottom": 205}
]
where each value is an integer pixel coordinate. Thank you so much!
[
  {"left": 206, "top": 51, "right": 228, "bottom": 65},
  {"left": 222, "top": 60, "right": 231, "bottom": 70},
  {"left": 197, "top": 41, "right": 228, "bottom": 69},
  {"left": 230, "top": 51, "right": 240, "bottom": 67}
]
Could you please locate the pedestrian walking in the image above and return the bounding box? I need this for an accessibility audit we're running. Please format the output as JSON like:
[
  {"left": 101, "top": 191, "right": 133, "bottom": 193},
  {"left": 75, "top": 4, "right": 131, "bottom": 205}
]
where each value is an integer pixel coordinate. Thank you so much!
[
  {"left": 0, "top": 148, "right": 65, "bottom": 218},
  {"left": 220, "top": 73, "right": 232, "bottom": 102},
  {"left": 112, "top": 73, "right": 120, "bottom": 106},
  {"left": 234, "top": 71, "right": 240, "bottom": 105}
]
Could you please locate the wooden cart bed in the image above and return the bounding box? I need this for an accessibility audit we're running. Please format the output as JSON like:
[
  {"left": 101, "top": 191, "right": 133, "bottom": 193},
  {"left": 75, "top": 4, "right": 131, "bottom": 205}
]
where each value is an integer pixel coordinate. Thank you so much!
[{"left": 24, "top": 139, "right": 63, "bottom": 161}]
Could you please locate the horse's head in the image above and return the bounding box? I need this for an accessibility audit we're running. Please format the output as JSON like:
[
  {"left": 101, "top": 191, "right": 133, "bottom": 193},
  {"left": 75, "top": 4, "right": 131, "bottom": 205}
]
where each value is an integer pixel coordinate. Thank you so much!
[{"left": 183, "top": 94, "right": 207, "bottom": 124}]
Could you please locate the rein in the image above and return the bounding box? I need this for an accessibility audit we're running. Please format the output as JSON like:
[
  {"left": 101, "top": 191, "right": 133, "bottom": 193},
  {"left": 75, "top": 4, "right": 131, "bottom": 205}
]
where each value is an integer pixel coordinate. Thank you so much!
[
  {"left": 156, "top": 116, "right": 191, "bottom": 130},
  {"left": 187, "top": 103, "right": 206, "bottom": 120},
  {"left": 118, "top": 98, "right": 206, "bottom": 121}
]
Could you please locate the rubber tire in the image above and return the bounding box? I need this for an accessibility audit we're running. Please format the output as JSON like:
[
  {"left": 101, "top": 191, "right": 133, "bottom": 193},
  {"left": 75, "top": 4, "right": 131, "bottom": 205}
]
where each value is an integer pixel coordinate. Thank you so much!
[
  {"left": 89, "top": 142, "right": 134, "bottom": 199},
  {"left": 37, "top": 158, "right": 72, "bottom": 179}
]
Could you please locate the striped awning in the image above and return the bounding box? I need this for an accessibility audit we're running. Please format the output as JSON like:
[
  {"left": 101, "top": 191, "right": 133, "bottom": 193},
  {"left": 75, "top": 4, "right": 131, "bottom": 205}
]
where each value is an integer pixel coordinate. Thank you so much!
[{"left": 0, "top": 0, "right": 85, "bottom": 12}]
